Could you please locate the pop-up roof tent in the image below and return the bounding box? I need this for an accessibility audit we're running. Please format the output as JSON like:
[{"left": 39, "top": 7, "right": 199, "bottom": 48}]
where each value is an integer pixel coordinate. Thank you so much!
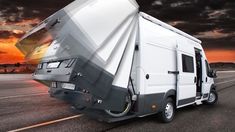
[
  {"left": 16, "top": 0, "right": 217, "bottom": 122},
  {"left": 16, "top": 0, "right": 139, "bottom": 88},
  {"left": 16, "top": 0, "right": 140, "bottom": 114}
]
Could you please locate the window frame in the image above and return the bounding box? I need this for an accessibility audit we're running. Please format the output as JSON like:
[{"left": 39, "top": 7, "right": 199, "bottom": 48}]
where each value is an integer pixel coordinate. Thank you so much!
[
  {"left": 205, "top": 60, "right": 211, "bottom": 76},
  {"left": 182, "top": 54, "right": 194, "bottom": 73}
]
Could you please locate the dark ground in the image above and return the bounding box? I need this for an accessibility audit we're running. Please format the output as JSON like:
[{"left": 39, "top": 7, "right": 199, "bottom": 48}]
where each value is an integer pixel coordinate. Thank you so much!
[{"left": 0, "top": 71, "right": 235, "bottom": 132}]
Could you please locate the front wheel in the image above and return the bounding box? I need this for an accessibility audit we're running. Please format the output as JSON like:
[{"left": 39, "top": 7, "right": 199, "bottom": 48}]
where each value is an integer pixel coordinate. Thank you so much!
[
  {"left": 204, "top": 89, "right": 218, "bottom": 105},
  {"left": 159, "top": 98, "right": 175, "bottom": 123}
]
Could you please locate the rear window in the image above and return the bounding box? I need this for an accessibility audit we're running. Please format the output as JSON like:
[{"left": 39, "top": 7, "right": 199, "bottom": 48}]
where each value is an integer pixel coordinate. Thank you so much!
[
  {"left": 16, "top": 28, "right": 53, "bottom": 63},
  {"left": 182, "top": 54, "right": 194, "bottom": 73}
]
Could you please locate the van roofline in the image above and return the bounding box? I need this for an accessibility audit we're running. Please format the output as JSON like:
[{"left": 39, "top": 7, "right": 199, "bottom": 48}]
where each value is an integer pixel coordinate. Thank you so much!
[{"left": 139, "top": 12, "right": 202, "bottom": 44}]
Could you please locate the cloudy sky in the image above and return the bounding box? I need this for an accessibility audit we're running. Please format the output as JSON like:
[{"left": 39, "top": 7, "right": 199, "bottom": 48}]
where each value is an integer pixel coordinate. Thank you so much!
[{"left": 0, "top": 0, "right": 234, "bottom": 64}]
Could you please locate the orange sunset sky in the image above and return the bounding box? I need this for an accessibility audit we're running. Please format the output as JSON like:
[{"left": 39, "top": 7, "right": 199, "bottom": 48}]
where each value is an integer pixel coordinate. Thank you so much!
[
  {"left": 0, "top": 26, "right": 234, "bottom": 64},
  {"left": 0, "top": 0, "right": 234, "bottom": 64}
]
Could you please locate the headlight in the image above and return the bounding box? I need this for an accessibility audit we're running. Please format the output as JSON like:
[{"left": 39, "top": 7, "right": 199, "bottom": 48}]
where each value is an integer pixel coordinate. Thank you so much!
[{"left": 61, "top": 83, "right": 75, "bottom": 90}]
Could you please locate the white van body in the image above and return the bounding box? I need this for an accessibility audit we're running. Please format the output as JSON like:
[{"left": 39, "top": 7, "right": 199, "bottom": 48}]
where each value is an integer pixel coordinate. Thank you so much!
[
  {"left": 16, "top": 0, "right": 217, "bottom": 122},
  {"left": 137, "top": 13, "right": 214, "bottom": 108}
]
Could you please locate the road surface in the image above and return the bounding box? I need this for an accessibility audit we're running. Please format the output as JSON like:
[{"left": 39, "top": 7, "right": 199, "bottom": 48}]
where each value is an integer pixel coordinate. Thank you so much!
[{"left": 0, "top": 71, "right": 235, "bottom": 132}]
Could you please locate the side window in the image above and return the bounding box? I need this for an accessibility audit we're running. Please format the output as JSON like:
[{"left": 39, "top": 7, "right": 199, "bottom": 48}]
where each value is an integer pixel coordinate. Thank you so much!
[{"left": 182, "top": 54, "right": 194, "bottom": 73}]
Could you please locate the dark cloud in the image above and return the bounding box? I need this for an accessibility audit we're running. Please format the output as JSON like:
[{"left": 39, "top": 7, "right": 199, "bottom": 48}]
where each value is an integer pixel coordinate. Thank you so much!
[
  {"left": 0, "top": 0, "right": 234, "bottom": 50},
  {"left": 12, "top": 32, "right": 25, "bottom": 38},
  {"left": 137, "top": 0, "right": 235, "bottom": 50},
  {"left": 201, "top": 36, "right": 235, "bottom": 50},
  {"left": 0, "top": 31, "right": 11, "bottom": 39},
  {"left": 0, "top": 0, "right": 73, "bottom": 22},
  {"left": 0, "top": 30, "right": 25, "bottom": 39},
  {"left": 137, "top": 0, "right": 235, "bottom": 32}
]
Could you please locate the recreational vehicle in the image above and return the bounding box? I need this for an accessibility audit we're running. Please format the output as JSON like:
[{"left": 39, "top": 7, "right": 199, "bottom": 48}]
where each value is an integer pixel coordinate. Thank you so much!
[{"left": 16, "top": 0, "right": 218, "bottom": 123}]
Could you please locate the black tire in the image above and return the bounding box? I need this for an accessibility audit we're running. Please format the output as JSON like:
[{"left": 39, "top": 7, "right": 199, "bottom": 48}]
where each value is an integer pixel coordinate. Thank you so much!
[
  {"left": 159, "top": 98, "right": 175, "bottom": 123},
  {"left": 105, "top": 94, "right": 132, "bottom": 117},
  {"left": 204, "top": 89, "right": 218, "bottom": 105}
]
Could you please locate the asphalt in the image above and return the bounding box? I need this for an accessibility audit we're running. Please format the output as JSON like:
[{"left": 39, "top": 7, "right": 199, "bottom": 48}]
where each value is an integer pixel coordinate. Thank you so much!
[{"left": 0, "top": 71, "right": 234, "bottom": 132}]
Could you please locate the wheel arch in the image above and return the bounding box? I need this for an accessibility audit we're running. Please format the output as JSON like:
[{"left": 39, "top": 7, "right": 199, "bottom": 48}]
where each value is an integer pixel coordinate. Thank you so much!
[
  {"left": 160, "top": 89, "right": 176, "bottom": 111},
  {"left": 164, "top": 89, "right": 176, "bottom": 100},
  {"left": 210, "top": 84, "right": 216, "bottom": 91}
]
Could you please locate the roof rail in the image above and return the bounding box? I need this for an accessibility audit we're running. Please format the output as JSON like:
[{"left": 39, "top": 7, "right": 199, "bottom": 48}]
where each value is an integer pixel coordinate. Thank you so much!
[{"left": 140, "top": 12, "right": 202, "bottom": 44}]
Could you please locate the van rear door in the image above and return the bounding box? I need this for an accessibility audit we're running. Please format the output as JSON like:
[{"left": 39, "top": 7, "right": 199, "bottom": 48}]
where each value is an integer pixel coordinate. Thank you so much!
[{"left": 176, "top": 42, "right": 197, "bottom": 107}]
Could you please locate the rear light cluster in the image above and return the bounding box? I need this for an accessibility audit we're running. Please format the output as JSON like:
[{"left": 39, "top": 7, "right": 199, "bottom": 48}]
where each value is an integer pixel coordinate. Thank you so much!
[
  {"left": 37, "top": 63, "right": 43, "bottom": 69},
  {"left": 51, "top": 82, "right": 76, "bottom": 90},
  {"left": 51, "top": 82, "right": 57, "bottom": 88}
]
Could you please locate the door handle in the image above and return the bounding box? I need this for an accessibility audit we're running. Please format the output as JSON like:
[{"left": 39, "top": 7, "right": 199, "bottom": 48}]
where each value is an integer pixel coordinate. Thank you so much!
[
  {"left": 194, "top": 76, "right": 197, "bottom": 83},
  {"left": 168, "top": 71, "right": 179, "bottom": 74}
]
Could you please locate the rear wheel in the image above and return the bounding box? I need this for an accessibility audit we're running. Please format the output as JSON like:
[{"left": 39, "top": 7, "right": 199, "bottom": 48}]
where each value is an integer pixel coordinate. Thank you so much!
[
  {"left": 105, "top": 94, "right": 132, "bottom": 117},
  {"left": 159, "top": 98, "right": 175, "bottom": 123},
  {"left": 204, "top": 89, "right": 218, "bottom": 105}
]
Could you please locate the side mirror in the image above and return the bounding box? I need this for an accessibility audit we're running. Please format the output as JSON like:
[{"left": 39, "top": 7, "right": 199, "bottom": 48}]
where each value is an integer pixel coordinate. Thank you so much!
[{"left": 208, "top": 69, "right": 217, "bottom": 78}]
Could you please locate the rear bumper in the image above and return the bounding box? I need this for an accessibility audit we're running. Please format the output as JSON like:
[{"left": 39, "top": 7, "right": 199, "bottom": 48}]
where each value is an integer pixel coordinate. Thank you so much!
[
  {"left": 33, "top": 74, "right": 71, "bottom": 82},
  {"left": 49, "top": 85, "right": 128, "bottom": 111},
  {"left": 33, "top": 57, "right": 129, "bottom": 112}
]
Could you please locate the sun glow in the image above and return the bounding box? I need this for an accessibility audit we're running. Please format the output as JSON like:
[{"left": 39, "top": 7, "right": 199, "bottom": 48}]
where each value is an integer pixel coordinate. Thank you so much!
[
  {"left": 0, "top": 37, "right": 25, "bottom": 64},
  {"left": 205, "top": 49, "right": 235, "bottom": 63}
]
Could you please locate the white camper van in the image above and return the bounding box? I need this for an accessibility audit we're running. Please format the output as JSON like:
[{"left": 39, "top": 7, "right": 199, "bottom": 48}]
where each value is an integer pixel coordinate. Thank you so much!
[{"left": 16, "top": 0, "right": 217, "bottom": 123}]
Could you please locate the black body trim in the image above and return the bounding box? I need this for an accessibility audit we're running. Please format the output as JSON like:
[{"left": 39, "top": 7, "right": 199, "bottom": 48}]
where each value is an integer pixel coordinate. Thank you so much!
[
  {"left": 136, "top": 90, "right": 176, "bottom": 116},
  {"left": 161, "top": 89, "right": 176, "bottom": 110},
  {"left": 163, "top": 89, "right": 176, "bottom": 100},
  {"left": 137, "top": 93, "right": 165, "bottom": 115},
  {"left": 211, "top": 84, "right": 216, "bottom": 91},
  {"left": 178, "top": 97, "right": 195, "bottom": 106}
]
